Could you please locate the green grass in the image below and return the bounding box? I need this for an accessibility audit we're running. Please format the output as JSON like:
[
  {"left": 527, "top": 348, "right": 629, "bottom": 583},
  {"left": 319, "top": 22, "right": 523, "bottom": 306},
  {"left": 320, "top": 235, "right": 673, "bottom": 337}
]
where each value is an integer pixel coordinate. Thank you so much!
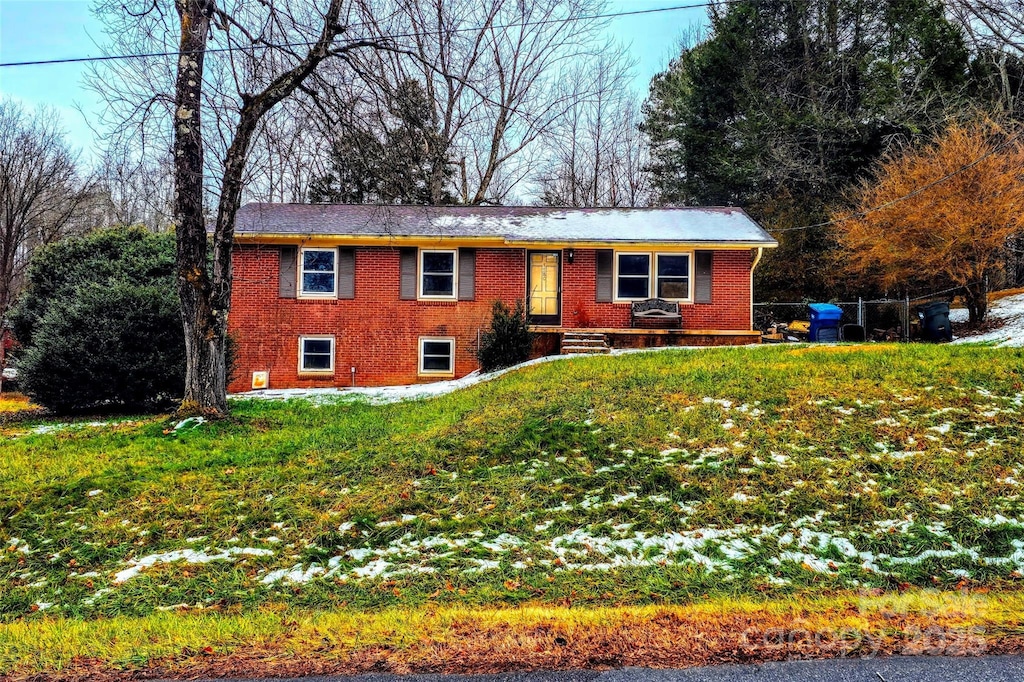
[{"left": 3, "top": 344, "right": 1024, "bottom": 624}]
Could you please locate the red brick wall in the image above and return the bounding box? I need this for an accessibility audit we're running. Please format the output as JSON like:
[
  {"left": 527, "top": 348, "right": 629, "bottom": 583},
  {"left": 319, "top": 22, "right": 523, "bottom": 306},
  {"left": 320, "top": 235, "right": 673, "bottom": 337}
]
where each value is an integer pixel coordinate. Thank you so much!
[
  {"left": 228, "top": 244, "right": 754, "bottom": 391},
  {"left": 561, "top": 249, "right": 752, "bottom": 330}
]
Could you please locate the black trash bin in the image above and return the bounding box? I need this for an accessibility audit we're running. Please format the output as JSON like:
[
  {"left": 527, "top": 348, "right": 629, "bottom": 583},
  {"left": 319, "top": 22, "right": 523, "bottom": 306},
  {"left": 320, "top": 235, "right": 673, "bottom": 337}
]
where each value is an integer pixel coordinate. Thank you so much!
[
  {"left": 841, "top": 324, "right": 866, "bottom": 342},
  {"left": 917, "top": 301, "right": 952, "bottom": 342}
]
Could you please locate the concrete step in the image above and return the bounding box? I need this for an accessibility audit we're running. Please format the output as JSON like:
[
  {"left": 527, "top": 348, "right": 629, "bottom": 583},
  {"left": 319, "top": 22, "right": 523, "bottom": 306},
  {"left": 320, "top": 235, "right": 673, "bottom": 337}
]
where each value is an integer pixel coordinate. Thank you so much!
[
  {"left": 563, "top": 338, "right": 607, "bottom": 346},
  {"left": 562, "top": 345, "right": 611, "bottom": 354},
  {"left": 561, "top": 331, "right": 610, "bottom": 355}
]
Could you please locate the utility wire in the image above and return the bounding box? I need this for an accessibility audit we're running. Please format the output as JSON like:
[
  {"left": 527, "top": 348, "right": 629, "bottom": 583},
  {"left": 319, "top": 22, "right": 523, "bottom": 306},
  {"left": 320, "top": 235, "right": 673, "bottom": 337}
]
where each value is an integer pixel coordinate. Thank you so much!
[
  {"left": 0, "top": 1, "right": 730, "bottom": 68},
  {"left": 6, "top": 0, "right": 1010, "bottom": 238},
  {"left": 773, "top": 129, "right": 1024, "bottom": 233}
]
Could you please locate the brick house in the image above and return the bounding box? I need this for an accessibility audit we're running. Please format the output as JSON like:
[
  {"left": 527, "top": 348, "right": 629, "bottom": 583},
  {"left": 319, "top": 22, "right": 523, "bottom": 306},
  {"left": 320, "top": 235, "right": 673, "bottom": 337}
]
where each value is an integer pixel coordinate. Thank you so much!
[{"left": 229, "top": 203, "right": 777, "bottom": 391}]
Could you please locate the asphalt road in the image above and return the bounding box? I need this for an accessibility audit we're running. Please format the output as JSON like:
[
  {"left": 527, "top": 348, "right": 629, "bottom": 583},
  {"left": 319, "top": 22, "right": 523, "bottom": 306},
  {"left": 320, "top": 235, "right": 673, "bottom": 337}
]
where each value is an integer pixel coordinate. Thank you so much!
[{"left": 192, "top": 654, "right": 1024, "bottom": 682}]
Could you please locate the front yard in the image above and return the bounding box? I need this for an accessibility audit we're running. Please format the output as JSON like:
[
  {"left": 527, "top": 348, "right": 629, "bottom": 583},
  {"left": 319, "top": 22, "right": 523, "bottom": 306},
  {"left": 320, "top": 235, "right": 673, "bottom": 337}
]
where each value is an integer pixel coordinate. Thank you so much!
[{"left": 3, "top": 343, "right": 1024, "bottom": 676}]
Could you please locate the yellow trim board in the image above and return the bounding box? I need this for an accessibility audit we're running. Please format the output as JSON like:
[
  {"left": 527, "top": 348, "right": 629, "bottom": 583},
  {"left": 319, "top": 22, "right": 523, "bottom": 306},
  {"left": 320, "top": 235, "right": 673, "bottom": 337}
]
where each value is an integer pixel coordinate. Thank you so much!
[
  {"left": 233, "top": 234, "right": 778, "bottom": 250},
  {"left": 530, "top": 327, "right": 761, "bottom": 336}
]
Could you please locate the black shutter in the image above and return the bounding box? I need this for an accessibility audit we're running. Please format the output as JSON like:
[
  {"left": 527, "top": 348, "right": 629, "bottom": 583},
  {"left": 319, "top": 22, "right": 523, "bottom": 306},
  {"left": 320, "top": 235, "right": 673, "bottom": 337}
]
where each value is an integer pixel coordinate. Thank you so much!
[
  {"left": 596, "top": 249, "right": 613, "bottom": 302},
  {"left": 279, "top": 246, "right": 297, "bottom": 298},
  {"left": 399, "top": 248, "right": 417, "bottom": 300},
  {"left": 458, "top": 248, "right": 476, "bottom": 301},
  {"left": 337, "top": 248, "right": 355, "bottom": 299},
  {"left": 695, "top": 251, "right": 713, "bottom": 304}
]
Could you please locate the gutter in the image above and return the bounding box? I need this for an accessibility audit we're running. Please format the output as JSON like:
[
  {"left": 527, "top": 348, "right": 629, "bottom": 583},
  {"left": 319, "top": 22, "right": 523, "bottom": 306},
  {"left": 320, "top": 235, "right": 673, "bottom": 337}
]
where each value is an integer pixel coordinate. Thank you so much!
[
  {"left": 751, "top": 246, "right": 765, "bottom": 271},
  {"left": 232, "top": 233, "right": 780, "bottom": 250},
  {"left": 749, "top": 247, "right": 765, "bottom": 332}
]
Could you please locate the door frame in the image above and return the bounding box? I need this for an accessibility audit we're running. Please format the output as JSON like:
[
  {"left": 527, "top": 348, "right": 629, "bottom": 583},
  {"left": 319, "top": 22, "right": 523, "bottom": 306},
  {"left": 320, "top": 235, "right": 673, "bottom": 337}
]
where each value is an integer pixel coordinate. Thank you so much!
[{"left": 526, "top": 250, "right": 562, "bottom": 326}]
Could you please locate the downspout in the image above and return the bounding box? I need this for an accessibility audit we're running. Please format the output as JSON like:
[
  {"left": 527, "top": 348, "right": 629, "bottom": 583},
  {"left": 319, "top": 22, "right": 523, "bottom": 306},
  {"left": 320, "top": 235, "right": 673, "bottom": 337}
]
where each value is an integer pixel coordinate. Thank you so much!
[
  {"left": 750, "top": 247, "right": 764, "bottom": 332},
  {"left": 751, "top": 246, "right": 765, "bottom": 272}
]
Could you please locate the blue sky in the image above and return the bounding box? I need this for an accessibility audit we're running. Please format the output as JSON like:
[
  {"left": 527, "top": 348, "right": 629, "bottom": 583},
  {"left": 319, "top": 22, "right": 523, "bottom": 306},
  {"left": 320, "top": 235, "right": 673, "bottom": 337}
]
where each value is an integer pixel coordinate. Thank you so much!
[{"left": 0, "top": 0, "right": 707, "bottom": 160}]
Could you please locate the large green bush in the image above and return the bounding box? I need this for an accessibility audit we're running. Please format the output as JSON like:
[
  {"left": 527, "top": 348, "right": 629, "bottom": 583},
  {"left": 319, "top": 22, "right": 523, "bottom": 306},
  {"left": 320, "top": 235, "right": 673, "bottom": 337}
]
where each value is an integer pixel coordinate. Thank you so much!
[
  {"left": 477, "top": 299, "right": 534, "bottom": 372},
  {"left": 9, "top": 227, "right": 184, "bottom": 413}
]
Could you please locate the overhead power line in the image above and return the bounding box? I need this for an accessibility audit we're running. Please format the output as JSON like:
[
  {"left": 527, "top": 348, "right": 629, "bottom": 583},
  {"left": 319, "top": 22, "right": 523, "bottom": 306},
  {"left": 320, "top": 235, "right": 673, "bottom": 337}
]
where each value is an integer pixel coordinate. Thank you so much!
[
  {"left": 0, "top": 1, "right": 729, "bottom": 68},
  {"left": 773, "top": 129, "right": 1024, "bottom": 234}
]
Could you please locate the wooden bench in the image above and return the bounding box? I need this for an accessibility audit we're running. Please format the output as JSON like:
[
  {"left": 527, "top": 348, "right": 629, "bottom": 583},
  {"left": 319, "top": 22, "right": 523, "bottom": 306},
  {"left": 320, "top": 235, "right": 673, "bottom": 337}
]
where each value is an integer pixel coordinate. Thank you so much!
[{"left": 631, "top": 298, "right": 682, "bottom": 329}]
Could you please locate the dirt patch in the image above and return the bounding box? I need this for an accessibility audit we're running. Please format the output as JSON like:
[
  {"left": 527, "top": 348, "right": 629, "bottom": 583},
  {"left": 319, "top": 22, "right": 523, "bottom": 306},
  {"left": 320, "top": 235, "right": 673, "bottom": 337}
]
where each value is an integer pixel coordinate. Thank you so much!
[{"left": 8, "top": 605, "right": 1018, "bottom": 681}]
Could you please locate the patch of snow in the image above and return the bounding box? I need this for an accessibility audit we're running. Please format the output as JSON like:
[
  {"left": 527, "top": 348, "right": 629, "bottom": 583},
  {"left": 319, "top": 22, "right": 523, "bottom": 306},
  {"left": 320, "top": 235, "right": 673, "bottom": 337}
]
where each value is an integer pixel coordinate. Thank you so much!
[
  {"left": 464, "top": 559, "right": 501, "bottom": 573},
  {"left": 173, "top": 416, "right": 206, "bottom": 431},
  {"left": 113, "top": 547, "right": 273, "bottom": 584},
  {"left": 953, "top": 293, "right": 1024, "bottom": 347},
  {"left": 479, "top": 533, "right": 524, "bottom": 552},
  {"left": 29, "top": 420, "right": 137, "bottom": 435},
  {"left": 230, "top": 345, "right": 763, "bottom": 404},
  {"left": 6, "top": 538, "right": 30, "bottom": 554}
]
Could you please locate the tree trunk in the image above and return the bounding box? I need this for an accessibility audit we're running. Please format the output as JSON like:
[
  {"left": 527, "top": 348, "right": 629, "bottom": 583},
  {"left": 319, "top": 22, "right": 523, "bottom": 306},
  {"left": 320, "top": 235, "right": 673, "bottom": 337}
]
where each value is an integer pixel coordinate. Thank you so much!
[
  {"left": 964, "top": 280, "right": 989, "bottom": 327},
  {"left": 173, "top": 0, "right": 225, "bottom": 415},
  {"left": 172, "top": 0, "right": 349, "bottom": 416}
]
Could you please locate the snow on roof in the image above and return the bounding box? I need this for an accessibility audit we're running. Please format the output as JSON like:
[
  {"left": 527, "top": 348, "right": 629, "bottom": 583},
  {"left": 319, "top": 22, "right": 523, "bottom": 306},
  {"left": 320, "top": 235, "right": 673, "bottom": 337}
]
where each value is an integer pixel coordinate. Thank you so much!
[{"left": 233, "top": 203, "right": 778, "bottom": 245}]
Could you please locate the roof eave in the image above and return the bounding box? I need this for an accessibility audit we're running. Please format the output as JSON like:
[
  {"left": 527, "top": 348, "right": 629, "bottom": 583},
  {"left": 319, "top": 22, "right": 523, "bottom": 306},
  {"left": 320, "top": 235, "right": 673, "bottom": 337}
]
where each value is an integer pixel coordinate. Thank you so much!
[{"left": 232, "top": 232, "right": 779, "bottom": 249}]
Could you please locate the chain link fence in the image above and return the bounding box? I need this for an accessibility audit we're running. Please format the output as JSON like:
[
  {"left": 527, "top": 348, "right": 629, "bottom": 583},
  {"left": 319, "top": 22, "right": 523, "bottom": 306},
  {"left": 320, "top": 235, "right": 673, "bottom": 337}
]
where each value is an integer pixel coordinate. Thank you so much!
[
  {"left": 755, "top": 299, "right": 914, "bottom": 341},
  {"left": 756, "top": 290, "right": 969, "bottom": 341}
]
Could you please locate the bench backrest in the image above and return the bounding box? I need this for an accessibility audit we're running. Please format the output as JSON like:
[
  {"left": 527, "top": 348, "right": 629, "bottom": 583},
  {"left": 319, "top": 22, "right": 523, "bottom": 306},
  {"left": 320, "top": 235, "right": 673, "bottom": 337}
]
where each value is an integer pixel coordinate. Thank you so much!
[{"left": 631, "top": 298, "right": 680, "bottom": 317}]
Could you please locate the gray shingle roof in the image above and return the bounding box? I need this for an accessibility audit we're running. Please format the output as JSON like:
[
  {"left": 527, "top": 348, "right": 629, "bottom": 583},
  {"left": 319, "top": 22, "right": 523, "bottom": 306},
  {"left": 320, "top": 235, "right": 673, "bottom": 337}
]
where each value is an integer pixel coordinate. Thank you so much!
[{"left": 234, "top": 203, "right": 778, "bottom": 245}]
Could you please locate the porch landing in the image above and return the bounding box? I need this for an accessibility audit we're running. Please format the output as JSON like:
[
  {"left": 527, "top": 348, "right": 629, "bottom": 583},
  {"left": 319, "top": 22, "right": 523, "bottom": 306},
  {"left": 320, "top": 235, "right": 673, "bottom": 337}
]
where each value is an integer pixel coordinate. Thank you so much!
[{"left": 529, "top": 327, "right": 761, "bottom": 356}]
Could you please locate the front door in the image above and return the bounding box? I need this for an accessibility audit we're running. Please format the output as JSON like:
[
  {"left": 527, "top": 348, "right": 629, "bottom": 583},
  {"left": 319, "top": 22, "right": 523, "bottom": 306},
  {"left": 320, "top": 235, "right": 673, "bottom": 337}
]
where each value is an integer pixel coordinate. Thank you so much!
[{"left": 527, "top": 250, "right": 561, "bottom": 326}]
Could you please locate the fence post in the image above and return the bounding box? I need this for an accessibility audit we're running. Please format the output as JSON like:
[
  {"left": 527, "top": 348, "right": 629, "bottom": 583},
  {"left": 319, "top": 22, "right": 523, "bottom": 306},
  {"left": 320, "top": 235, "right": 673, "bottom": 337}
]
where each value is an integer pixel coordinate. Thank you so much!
[
  {"left": 904, "top": 296, "right": 910, "bottom": 342},
  {"left": 858, "top": 297, "right": 863, "bottom": 327}
]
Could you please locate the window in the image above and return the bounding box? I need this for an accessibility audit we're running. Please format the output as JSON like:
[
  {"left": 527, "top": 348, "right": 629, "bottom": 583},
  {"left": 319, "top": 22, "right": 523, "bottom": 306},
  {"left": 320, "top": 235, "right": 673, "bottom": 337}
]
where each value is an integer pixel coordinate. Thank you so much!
[
  {"left": 616, "top": 253, "right": 651, "bottom": 300},
  {"left": 656, "top": 254, "right": 691, "bottom": 299},
  {"left": 300, "top": 248, "right": 336, "bottom": 296},
  {"left": 419, "top": 337, "right": 454, "bottom": 375},
  {"left": 420, "top": 250, "right": 457, "bottom": 298},
  {"left": 614, "top": 252, "right": 693, "bottom": 301},
  {"left": 299, "top": 336, "right": 334, "bottom": 373}
]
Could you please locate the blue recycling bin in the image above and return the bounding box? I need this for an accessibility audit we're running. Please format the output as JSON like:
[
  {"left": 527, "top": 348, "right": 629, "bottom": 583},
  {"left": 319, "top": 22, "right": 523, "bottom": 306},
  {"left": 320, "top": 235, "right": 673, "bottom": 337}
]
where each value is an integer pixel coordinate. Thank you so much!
[{"left": 808, "top": 303, "right": 843, "bottom": 342}]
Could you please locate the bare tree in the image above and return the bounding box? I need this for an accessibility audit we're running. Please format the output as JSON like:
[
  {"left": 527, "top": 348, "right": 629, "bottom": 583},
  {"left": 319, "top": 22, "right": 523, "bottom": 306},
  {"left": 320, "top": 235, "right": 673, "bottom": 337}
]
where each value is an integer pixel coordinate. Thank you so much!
[
  {"left": 949, "top": 0, "right": 1024, "bottom": 114},
  {"left": 0, "top": 101, "right": 92, "bottom": 324},
  {"left": 0, "top": 101, "right": 94, "bottom": 386},
  {"left": 245, "top": 98, "right": 334, "bottom": 202},
  {"left": 951, "top": 0, "right": 1024, "bottom": 51},
  {"left": 91, "top": 0, "right": 396, "bottom": 414},
  {"left": 533, "top": 51, "right": 651, "bottom": 207},
  {"left": 315, "top": 0, "right": 612, "bottom": 205},
  {"left": 93, "top": 142, "right": 176, "bottom": 229}
]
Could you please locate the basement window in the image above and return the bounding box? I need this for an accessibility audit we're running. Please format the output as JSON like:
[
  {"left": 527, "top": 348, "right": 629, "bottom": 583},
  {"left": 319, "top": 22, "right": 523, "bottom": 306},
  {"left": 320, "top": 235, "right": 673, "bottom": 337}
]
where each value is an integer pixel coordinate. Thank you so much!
[
  {"left": 299, "top": 336, "right": 335, "bottom": 373},
  {"left": 419, "top": 337, "right": 454, "bottom": 376}
]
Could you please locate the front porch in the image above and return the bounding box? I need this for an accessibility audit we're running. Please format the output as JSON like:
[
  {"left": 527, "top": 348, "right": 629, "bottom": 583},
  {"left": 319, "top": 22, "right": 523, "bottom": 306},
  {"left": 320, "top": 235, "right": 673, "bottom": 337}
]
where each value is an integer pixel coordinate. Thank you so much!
[{"left": 529, "top": 327, "right": 762, "bottom": 356}]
